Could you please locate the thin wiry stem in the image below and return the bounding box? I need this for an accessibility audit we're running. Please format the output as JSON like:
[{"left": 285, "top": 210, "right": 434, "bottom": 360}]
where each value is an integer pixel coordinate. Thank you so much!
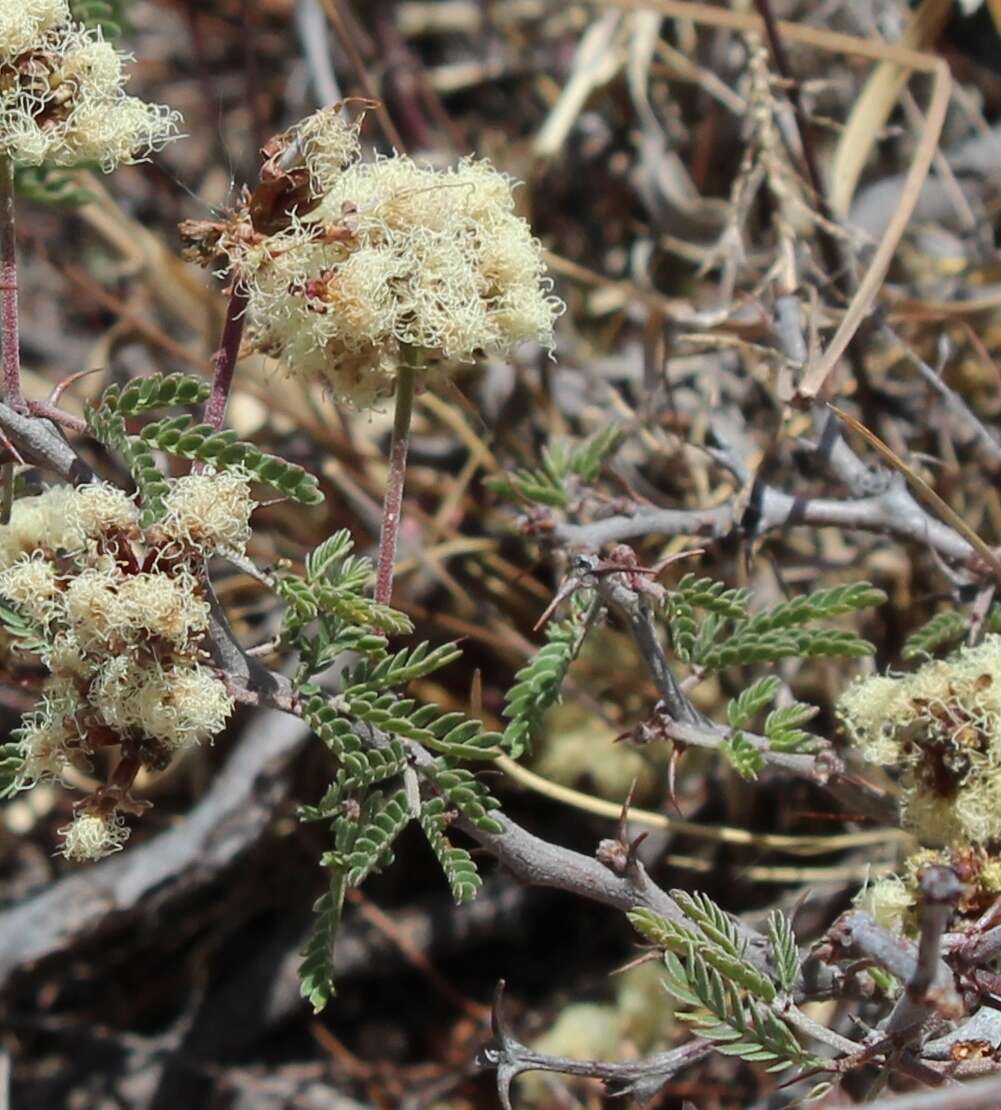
[
  {"left": 0, "top": 156, "right": 20, "bottom": 524},
  {"left": 0, "top": 157, "right": 22, "bottom": 413},
  {"left": 202, "top": 283, "right": 249, "bottom": 432},
  {"left": 374, "top": 359, "right": 417, "bottom": 605}
]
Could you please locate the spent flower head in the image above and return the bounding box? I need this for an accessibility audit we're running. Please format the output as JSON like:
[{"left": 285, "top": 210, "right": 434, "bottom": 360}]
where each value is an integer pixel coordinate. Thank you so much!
[
  {"left": 0, "top": 0, "right": 181, "bottom": 170},
  {"left": 838, "top": 636, "right": 1001, "bottom": 849},
  {"left": 185, "top": 108, "right": 563, "bottom": 407}
]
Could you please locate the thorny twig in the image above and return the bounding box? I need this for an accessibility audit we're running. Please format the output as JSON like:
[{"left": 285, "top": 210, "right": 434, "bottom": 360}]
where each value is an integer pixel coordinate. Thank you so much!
[{"left": 476, "top": 981, "right": 714, "bottom": 1108}]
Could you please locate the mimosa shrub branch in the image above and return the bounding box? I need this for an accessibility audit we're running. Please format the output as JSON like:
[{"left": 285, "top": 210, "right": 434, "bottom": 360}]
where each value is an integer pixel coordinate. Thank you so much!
[{"left": 3, "top": 16, "right": 997, "bottom": 1097}]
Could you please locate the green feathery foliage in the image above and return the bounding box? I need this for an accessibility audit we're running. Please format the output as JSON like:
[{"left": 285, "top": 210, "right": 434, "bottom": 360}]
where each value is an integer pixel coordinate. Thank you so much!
[
  {"left": 666, "top": 575, "right": 751, "bottom": 663},
  {"left": 666, "top": 578, "right": 885, "bottom": 672},
  {"left": 138, "top": 416, "right": 323, "bottom": 504},
  {"left": 764, "top": 703, "right": 821, "bottom": 753},
  {"left": 501, "top": 590, "right": 596, "bottom": 758},
  {"left": 330, "top": 788, "right": 411, "bottom": 888},
  {"left": 419, "top": 798, "right": 482, "bottom": 903},
  {"left": 630, "top": 897, "right": 817, "bottom": 1073},
  {"left": 0, "top": 598, "right": 47, "bottom": 657},
  {"left": 721, "top": 732, "right": 764, "bottom": 780},
  {"left": 663, "top": 945, "right": 814, "bottom": 1071},
  {"left": 14, "top": 165, "right": 95, "bottom": 207},
  {"left": 486, "top": 424, "right": 623, "bottom": 509},
  {"left": 423, "top": 761, "right": 504, "bottom": 834},
  {"left": 86, "top": 374, "right": 213, "bottom": 525},
  {"left": 98, "top": 372, "right": 210, "bottom": 416},
  {"left": 299, "top": 875, "right": 346, "bottom": 1013},
  {"left": 86, "top": 403, "right": 171, "bottom": 525},
  {"left": 71, "top": 0, "right": 130, "bottom": 36},
  {"left": 285, "top": 528, "right": 504, "bottom": 1009},
  {"left": 902, "top": 610, "right": 968, "bottom": 660},
  {"left": 767, "top": 910, "right": 801, "bottom": 994},
  {"left": 726, "top": 676, "right": 781, "bottom": 730},
  {"left": 0, "top": 740, "right": 24, "bottom": 800},
  {"left": 278, "top": 529, "right": 407, "bottom": 678}
]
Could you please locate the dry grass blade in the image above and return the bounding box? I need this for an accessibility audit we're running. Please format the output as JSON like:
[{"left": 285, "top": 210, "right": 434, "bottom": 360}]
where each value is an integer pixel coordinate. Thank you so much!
[
  {"left": 829, "top": 0, "right": 953, "bottom": 218},
  {"left": 494, "top": 754, "right": 910, "bottom": 857},
  {"left": 597, "top": 0, "right": 952, "bottom": 406}
]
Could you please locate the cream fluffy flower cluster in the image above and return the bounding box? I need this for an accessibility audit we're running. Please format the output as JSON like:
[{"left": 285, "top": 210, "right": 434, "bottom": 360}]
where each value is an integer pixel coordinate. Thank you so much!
[
  {"left": 0, "top": 476, "right": 255, "bottom": 859},
  {"left": 225, "top": 109, "right": 562, "bottom": 406},
  {"left": 0, "top": 0, "right": 180, "bottom": 170},
  {"left": 838, "top": 637, "right": 1001, "bottom": 848}
]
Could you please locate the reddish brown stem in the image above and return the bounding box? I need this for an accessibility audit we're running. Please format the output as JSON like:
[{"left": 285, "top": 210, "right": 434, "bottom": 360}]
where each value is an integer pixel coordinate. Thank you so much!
[
  {"left": 27, "top": 400, "right": 86, "bottom": 433},
  {"left": 0, "top": 157, "right": 22, "bottom": 412},
  {"left": 374, "top": 361, "right": 417, "bottom": 606},
  {"left": 203, "top": 283, "right": 249, "bottom": 432}
]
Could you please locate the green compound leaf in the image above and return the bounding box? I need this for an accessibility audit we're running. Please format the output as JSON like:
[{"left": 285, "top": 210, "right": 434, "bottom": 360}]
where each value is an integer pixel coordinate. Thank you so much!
[
  {"left": 764, "top": 702, "right": 822, "bottom": 754},
  {"left": 902, "top": 610, "right": 968, "bottom": 660},
  {"left": 276, "top": 574, "right": 411, "bottom": 637},
  {"left": 302, "top": 696, "right": 365, "bottom": 758},
  {"left": 696, "top": 626, "right": 874, "bottom": 672},
  {"left": 327, "top": 788, "right": 411, "bottom": 888},
  {"left": 424, "top": 760, "right": 504, "bottom": 834},
  {"left": 299, "top": 875, "right": 346, "bottom": 1013},
  {"left": 138, "top": 416, "right": 323, "bottom": 505},
  {"left": 98, "top": 372, "right": 210, "bottom": 416},
  {"left": 485, "top": 425, "right": 622, "bottom": 508},
  {"left": 739, "top": 582, "right": 887, "bottom": 633},
  {"left": 341, "top": 691, "right": 501, "bottom": 760},
  {"left": 727, "top": 676, "right": 781, "bottom": 729},
  {"left": 0, "top": 598, "right": 48, "bottom": 657},
  {"left": 767, "top": 910, "right": 801, "bottom": 994},
  {"left": 0, "top": 740, "right": 25, "bottom": 801},
  {"left": 671, "top": 574, "right": 752, "bottom": 620},
  {"left": 86, "top": 406, "right": 171, "bottom": 525},
  {"left": 667, "top": 945, "right": 813, "bottom": 1073},
  {"left": 629, "top": 901, "right": 774, "bottom": 1002},
  {"left": 300, "top": 741, "right": 410, "bottom": 821},
  {"left": 721, "top": 731, "right": 765, "bottom": 780},
  {"left": 670, "top": 578, "right": 884, "bottom": 673},
  {"left": 347, "top": 641, "right": 463, "bottom": 689},
  {"left": 671, "top": 890, "right": 746, "bottom": 958},
  {"left": 71, "top": 0, "right": 129, "bottom": 36},
  {"left": 305, "top": 529, "right": 355, "bottom": 583},
  {"left": 632, "top": 902, "right": 816, "bottom": 1073},
  {"left": 501, "top": 591, "right": 595, "bottom": 758},
  {"left": 568, "top": 422, "right": 624, "bottom": 483},
  {"left": 419, "top": 797, "right": 482, "bottom": 903},
  {"left": 14, "top": 165, "right": 95, "bottom": 208}
]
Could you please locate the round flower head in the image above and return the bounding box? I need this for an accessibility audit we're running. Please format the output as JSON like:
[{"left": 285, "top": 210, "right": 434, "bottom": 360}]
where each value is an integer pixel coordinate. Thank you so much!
[
  {"left": 0, "top": 553, "right": 61, "bottom": 627},
  {"left": 15, "top": 690, "right": 81, "bottom": 785},
  {"left": 59, "top": 809, "right": 129, "bottom": 861},
  {"left": 133, "top": 662, "right": 234, "bottom": 750},
  {"left": 72, "top": 481, "right": 139, "bottom": 541},
  {"left": 157, "top": 472, "right": 255, "bottom": 555},
  {"left": 218, "top": 110, "right": 563, "bottom": 407},
  {"left": 116, "top": 570, "right": 210, "bottom": 645},
  {"left": 0, "top": 0, "right": 66, "bottom": 57},
  {"left": 838, "top": 636, "right": 1001, "bottom": 848},
  {"left": 0, "top": 0, "right": 181, "bottom": 170},
  {"left": 0, "top": 484, "right": 80, "bottom": 568}
]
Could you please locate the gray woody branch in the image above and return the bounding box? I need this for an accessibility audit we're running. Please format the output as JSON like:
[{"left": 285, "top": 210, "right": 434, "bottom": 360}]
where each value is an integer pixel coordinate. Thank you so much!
[
  {"left": 477, "top": 982, "right": 713, "bottom": 1108},
  {"left": 553, "top": 408, "right": 976, "bottom": 570}
]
